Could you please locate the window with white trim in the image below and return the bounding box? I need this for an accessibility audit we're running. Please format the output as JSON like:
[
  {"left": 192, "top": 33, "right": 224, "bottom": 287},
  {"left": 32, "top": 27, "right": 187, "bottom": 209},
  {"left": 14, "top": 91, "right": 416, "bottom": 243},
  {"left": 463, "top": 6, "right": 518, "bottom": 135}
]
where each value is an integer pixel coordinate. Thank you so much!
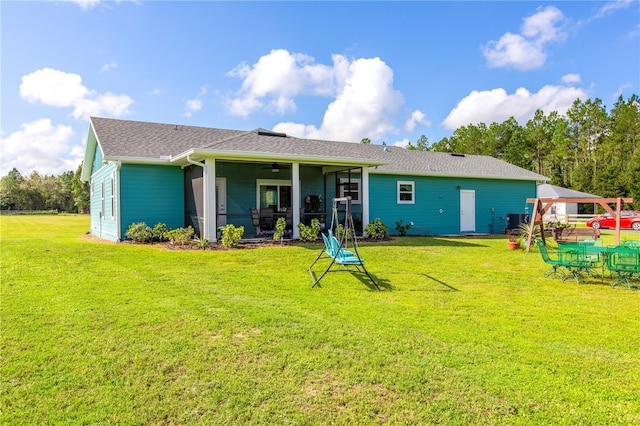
[
  {"left": 339, "top": 178, "right": 361, "bottom": 204},
  {"left": 110, "top": 174, "right": 115, "bottom": 220},
  {"left": 101, "top": 179, "right": 105, "bottom": 218},
  {"left": 397, "top": 181, "right": 415, "bottom": 204}
]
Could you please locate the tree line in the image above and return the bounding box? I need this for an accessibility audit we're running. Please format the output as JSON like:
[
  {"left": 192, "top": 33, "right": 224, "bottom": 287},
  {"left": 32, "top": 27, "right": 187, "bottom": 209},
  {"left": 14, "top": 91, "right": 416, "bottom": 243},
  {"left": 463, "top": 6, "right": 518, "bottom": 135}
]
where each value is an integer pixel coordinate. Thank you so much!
[
  {"left": 0, "top": 165, "right": 89, "bottom": 213},
  {"left": 406, "top": 95, "right": 640, "bottom": 209}
]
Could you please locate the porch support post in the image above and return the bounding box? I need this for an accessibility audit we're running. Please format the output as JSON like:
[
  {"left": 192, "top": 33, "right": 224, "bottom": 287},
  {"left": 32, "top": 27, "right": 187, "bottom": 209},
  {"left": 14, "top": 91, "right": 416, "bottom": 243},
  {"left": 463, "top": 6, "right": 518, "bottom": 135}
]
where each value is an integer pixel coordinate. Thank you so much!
[
  {"left": 292, "top": 162, "right": 300, "bottom": 239},
  {"left": 203, "top": 159, "right": 217, "bottom": 242},
  {"left": 361, "top": 166, "right": 370, "bottom": 234}
]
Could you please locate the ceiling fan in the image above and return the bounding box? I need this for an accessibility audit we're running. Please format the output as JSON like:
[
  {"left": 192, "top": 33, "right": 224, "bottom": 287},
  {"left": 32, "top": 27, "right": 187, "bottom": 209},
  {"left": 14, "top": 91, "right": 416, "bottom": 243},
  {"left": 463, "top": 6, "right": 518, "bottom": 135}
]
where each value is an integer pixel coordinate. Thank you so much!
[{"left": 262, "top": 162, "right": 289, "bottom": 173}]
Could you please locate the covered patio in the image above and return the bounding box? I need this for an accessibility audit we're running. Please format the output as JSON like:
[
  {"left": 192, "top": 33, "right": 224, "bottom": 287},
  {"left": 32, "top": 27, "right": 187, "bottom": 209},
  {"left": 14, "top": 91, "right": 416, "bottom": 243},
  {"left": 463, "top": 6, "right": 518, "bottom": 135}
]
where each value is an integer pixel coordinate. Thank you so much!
[{"left": 177, "top": 155, "right": 382, "bottom": 242}]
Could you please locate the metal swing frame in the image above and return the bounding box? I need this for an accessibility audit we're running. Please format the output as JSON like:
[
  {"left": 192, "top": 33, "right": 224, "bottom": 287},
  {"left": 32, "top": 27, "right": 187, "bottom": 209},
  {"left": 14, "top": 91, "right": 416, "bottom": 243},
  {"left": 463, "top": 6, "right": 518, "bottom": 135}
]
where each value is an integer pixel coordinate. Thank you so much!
[{"left": 308, "top": 196, "right": 379, "bottom": 290}]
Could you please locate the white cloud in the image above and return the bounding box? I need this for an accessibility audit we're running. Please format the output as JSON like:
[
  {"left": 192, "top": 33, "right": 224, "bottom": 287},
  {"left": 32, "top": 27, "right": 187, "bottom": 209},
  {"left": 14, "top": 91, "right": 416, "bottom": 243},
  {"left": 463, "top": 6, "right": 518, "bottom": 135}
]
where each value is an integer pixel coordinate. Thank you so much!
[
  {"left": 404, "top": 110, "right": 431, "bottom": 132},
  {"left": 0, "top": 119, "right": 81, "bottom": 176},
  {"left": 613, "top": 83, "right": 632, "bottom": 100},
  {"left": 20, "top": 68, "right": 133, "bottom": 120},
  {"left": 595, "top": 0, "right": 633, "bottom": 19},
  {"left": 225, "top": 49, "right": 335, "bottom": 117},
  {"left": 561, "top": 74, "right": 581, "bottom": 84},
  {"left": 100, "top": 61, "right": 118, "bottom": 73},
  {"left": 183, "top": 86, "right": 208, "bottom": 117},
  {"left": 442, "top": 84, "right": 588, "bottom": 130},
  {"left": 68, "top": 0, "right": 101, "bottom": 10},
  {"left": 393, "top": 139, "right": 410, "bottom": 148},
  {"left": 266, "top": 54, "right": 404, "bottom": 142},
  {"left": 484, "top": 6, "right": 566, "bottom": 70}
]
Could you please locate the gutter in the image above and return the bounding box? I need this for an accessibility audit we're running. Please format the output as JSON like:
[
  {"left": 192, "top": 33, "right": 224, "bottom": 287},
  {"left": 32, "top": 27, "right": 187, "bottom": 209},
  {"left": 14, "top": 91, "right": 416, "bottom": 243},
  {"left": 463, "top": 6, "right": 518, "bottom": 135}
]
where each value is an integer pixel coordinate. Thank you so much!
[
  {"left": 186, "top": 155, "right": 205, "bottom": 168},
  {"left": 171, "top": 148, "right": 386, "bottom": 168}
]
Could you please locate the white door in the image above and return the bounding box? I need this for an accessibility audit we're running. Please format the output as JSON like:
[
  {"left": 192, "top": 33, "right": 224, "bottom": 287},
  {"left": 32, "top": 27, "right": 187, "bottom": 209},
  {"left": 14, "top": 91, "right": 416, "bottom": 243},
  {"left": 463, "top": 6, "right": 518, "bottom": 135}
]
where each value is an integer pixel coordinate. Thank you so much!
[
  {"left": 216, "top": 178, "right": 227, "bottom": 226},
  {"left": 460, "top": 190, "right": 476, "bottom": 232}
]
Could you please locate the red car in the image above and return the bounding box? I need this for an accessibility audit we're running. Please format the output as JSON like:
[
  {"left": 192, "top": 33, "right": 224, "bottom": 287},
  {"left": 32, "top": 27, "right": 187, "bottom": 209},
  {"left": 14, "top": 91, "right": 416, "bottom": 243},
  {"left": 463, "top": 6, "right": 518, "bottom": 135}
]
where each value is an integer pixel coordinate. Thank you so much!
[{"left": 586, "top": 210, "right": 640, "bottom": 231}]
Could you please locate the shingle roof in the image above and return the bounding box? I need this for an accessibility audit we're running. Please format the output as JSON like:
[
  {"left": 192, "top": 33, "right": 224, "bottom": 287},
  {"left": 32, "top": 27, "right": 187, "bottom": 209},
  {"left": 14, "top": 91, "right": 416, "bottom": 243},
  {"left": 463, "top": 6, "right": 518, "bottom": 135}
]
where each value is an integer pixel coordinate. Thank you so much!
[
  {"left": 538, "top": 184, "right": 601, "bottom": 198},
  {"left": 89, "top": 117, "right": 548, "bottom": 182}
]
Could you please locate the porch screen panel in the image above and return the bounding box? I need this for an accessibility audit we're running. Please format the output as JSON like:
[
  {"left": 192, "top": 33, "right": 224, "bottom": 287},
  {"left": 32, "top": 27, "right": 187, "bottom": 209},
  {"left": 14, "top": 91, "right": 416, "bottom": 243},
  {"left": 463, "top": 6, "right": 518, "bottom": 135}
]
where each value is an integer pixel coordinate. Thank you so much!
[{"left": 279, "top": 186, "right": 292, "bottom": 209}]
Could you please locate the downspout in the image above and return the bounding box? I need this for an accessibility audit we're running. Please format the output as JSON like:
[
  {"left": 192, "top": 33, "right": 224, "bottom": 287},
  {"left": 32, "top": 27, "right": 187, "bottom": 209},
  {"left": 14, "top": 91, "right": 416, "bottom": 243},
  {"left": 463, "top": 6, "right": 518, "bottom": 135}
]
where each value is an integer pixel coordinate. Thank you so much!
[
  {"left": 115, "top": 161, "right": 122, "bottom": 241},
  {"left": 186, "top": 155, "right": 205, "bottom": 168}
]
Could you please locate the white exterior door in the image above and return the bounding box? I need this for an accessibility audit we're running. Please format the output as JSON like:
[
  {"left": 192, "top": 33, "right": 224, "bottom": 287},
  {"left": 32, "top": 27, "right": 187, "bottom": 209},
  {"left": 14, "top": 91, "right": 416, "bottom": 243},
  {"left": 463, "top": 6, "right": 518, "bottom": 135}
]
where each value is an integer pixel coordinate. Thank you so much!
[
  {"left": 216, "top": 178, "right": 227, "bottom": 227},
  {"left": 460, "top": 190, "right": 476, "bottom": 233}
]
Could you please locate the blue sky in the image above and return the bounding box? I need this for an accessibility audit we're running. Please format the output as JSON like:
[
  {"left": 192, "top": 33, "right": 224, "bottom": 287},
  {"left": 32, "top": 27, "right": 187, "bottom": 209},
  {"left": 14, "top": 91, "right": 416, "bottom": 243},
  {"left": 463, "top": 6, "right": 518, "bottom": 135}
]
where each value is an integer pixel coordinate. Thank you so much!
[{"left": 1, "top": 0, "right": 639, "bottom": 176}]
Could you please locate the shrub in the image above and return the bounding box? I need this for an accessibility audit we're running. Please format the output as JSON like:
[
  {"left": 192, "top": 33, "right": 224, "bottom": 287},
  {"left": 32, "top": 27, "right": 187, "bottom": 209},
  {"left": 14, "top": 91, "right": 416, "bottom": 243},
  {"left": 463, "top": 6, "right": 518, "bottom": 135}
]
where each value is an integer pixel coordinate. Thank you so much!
[
  {"left": 365, "top": 218, "right": 389, "bottom": 240},
  {"left": 336, "top": 223, "right": 352, "bottom": 241},
  {"left": 152, "top": 222, "right": 169, "bottom": 242},
  {"left": 395, "top": 219, "right": 412, "bottom": 236},
  {"left": 194, "top": 236, "right": 209, "bottom": 249},
  {"left": 273, "top": 217, "right": 287, "bottom": 242},
  {"left": 125, "top": 222, "right": 153, "bottom": 243},
  {"left": 167, "top": 226, "right": 195, "bottom": 246},
  {"left": 297, "top": 218, "right": 321, "bottom": 242},
  {"left": 221, "top": 224, "right": 244, "bottom": 248}
]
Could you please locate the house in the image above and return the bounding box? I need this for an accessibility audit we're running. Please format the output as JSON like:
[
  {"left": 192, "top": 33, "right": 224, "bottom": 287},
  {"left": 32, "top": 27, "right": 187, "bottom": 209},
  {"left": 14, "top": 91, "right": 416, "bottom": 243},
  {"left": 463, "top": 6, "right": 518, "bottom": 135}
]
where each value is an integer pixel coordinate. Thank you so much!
[
  {"left": 81, "top": 117, "right": 548, "bottom": 242},
  {"left": 537, "top": 184, "right": 601, "bottom": 222}
]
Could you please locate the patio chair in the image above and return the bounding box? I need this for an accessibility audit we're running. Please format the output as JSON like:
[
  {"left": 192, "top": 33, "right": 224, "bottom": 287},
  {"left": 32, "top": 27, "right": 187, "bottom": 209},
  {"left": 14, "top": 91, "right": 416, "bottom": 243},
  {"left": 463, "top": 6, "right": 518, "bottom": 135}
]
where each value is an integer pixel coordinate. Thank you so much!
[
  {"left": 557, "top": 244, "right": 590, "bottom": 283},
  {"left": 250, "top": 208, "right": 262, "bottom": 236},
  {"left": 259, "top": 208, "right": 274, "bottom": 232},
  {"left": 606, "top": 246, "right": 640, "bottom": 289},
  {"left": 536, "top": 239, "right": 565, "bottom": 279}
]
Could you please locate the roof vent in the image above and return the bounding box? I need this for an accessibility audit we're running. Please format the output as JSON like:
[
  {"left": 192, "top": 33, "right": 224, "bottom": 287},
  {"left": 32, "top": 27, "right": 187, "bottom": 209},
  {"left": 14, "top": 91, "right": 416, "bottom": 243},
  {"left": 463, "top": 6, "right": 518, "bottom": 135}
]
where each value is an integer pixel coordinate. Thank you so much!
[
  {"left": 257, "top": 130, "right": 287, "bottom": 138},
  {"left": 450, "top": 153, "right": 466, "bottom": 157},
  {"left": 383, "top": 146, "right": 391, "bottom": 152}
]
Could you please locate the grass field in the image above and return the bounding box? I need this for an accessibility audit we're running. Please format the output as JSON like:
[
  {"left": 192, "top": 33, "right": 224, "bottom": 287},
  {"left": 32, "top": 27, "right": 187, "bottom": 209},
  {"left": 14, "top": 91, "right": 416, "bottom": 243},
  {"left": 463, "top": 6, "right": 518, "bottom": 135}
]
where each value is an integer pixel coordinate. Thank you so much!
[{"left": 1, "top": 215, "right": 639, "bottom": 424}]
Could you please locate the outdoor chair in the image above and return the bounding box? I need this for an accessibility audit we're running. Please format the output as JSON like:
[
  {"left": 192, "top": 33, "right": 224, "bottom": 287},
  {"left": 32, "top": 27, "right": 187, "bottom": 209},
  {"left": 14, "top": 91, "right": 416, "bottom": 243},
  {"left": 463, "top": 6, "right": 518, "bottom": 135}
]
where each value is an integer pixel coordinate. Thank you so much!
[
  {"left": 557, "top": 244, "right": 591, "bottom": 283},
  {"left": 325, "top": 230, "right": 360, "bottom": 264},
  {"left": 259, "top": 208, "right": 274, "bottom": 232},
  {"left": 536, "top": 239, "right": 565, "bottom": 279},
  {"left": 606, "top": 246, "right": 640, "bottom": 289},
  {"left": 250, "top": 208, "right": 262, "bottom": 236}
]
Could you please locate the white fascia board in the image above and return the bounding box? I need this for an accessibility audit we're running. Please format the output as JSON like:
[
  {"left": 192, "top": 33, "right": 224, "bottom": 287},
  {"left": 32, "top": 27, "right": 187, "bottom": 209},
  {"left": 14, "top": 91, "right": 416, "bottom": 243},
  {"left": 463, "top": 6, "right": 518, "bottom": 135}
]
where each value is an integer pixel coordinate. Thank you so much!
[
  {"left": 171, "top": 149, "right": 386, "bottom": 167},
  {"left": 81, "top": 121, "right": 102, "bottom": 182},
  {"left": 369, "top": 168, "right": 547, "bottom": 182},
  {"left": 103, "top": 156, "right": 173, "bottom": 165}
]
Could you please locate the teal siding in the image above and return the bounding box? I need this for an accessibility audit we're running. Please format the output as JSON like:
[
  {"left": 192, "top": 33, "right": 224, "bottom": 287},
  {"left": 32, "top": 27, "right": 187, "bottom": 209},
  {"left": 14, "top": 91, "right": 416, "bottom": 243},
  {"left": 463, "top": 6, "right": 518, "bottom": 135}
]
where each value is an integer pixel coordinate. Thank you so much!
[
  {"left": 120, "top": 164, "right": 184, "bottom": 237},
  {"left": 217, "top": 162, "right": 281, "bottom": 232},
  {"left": 90, "top": 162, "right": 118, "bottom": 241},
  {"left": 90, "top": 144, "right": 104, "bottom": 176},
  {"left": 369, "top": 174, "right": 537, "bottom": 235},
  {"left": 217, "top": 162, "right": 326, "bottom": 234}
]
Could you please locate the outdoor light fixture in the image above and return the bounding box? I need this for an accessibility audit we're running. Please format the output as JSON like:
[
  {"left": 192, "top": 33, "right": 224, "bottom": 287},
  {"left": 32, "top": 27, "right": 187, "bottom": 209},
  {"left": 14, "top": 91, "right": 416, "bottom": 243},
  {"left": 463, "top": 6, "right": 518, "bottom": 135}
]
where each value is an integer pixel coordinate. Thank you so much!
[{"left": 271, "top": 162, "right": 280, "bottom": 173}]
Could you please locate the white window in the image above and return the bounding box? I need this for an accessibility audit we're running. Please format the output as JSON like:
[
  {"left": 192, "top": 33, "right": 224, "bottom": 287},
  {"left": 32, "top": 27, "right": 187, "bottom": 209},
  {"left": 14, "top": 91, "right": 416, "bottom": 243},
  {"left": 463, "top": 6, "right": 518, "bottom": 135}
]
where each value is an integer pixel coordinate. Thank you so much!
[
  {"left": 340, "top": 178, "right": 361, "bottom": 204},
  {"left": 398, "top": 181, "right": 415, "bottom": 204},
  {"left": 101, "top": 179, "right": 105, "bottom": 218},
  {"left": 110, "top": 174, "right": 115, "bottom": 220},
  {"left": 256, "top": 179, "right": 292, "bottom": 211}
]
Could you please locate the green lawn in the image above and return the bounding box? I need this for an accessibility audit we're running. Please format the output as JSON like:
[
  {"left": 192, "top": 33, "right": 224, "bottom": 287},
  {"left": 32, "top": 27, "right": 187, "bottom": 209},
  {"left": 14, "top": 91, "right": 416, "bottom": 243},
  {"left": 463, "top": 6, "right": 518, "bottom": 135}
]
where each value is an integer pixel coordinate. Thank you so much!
[{"left": 2, "top": 215, "right": 639, "bottom": 425}]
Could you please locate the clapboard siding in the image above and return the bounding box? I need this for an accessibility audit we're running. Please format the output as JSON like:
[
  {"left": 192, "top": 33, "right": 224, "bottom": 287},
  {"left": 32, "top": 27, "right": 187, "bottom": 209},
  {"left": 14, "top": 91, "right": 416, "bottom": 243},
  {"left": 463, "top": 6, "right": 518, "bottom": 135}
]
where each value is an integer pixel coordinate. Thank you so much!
[
  {"left": 369, "top": 174, "right": 536, "bottom": 235},
  {"left": 119, "top": 164, "right": 184, "bottom": 237},
  {"left": 89, "top": 162, "right": 118, "bottom": 241}
]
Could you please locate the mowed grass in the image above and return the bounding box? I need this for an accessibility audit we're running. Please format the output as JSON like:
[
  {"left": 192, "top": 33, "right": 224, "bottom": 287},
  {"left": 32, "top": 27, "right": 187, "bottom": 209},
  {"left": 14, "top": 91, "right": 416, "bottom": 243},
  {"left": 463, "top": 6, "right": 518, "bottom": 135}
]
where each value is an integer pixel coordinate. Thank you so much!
[{"left": 1, "top": 215, "right": 639, "bottom": 425}]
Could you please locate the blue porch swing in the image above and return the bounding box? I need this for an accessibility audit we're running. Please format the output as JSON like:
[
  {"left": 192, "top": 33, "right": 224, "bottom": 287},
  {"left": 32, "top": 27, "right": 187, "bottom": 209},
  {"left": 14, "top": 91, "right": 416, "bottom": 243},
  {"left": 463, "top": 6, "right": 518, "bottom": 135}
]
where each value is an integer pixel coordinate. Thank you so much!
[{"left": 308, "top": 196, "right": 380, "bottom": 290}]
